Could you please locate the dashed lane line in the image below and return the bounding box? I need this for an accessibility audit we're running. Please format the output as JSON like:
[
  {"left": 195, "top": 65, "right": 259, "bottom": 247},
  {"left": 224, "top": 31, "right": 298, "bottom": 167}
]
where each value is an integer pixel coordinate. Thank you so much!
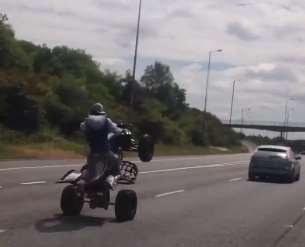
[
  {"left": 156, "top": 189, "right": 185, "bottom": 198},
  {"left": 20, "top": 181, "right": 47, "bottom": 185},
  {"left": 229, "top": 177, "right": 243, "bottom": 182}
]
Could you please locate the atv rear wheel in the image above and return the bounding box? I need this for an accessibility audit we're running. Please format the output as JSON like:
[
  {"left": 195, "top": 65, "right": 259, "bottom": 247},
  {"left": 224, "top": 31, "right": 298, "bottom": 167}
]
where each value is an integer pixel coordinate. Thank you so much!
[
  {"left": 115, "top": 190, "right": 137, "bottom": 222},
  {"left": 61, "top": 185, "right": 84, "bottom": 216}
]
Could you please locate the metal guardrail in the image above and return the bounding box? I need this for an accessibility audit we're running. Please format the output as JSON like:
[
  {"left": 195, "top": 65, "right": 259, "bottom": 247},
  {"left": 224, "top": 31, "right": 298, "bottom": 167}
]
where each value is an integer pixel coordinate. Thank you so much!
[{"left": 221, "top": 120, "right": 305, "bottom": 128}]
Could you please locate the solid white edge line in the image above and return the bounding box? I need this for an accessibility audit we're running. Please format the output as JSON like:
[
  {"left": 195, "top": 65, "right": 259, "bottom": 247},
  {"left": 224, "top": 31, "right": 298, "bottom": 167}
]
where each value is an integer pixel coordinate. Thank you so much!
[
  {"left": 21, "top": 181, "right": 46, "bottom": 185},
  {"left": 0, "top": 158, "right": 202, "bottom": 171},
  {"left": 229, "top": 177, "right": 243, "bottom": 182},
  {"left": 140, "top": 161, "right": 248, "bottom": 175},
  {"left": 0, "top": 164, "right": 82, "bottom": 172},
  {"left": 0, "top": 229, "right": 6, "bottom": 233},
  {"left": 148, "top": 157, "right": 213, "bottom": 163},
  {"left": 156, "top": 189, "right": 185, "bottom": 198}
]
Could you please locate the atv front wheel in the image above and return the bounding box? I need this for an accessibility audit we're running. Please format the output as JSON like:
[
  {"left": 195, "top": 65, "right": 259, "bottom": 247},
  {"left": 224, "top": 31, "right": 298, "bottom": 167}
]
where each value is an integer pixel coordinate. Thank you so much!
[{"left": 138, "top": 134, "right": 154, "bottom": 162}]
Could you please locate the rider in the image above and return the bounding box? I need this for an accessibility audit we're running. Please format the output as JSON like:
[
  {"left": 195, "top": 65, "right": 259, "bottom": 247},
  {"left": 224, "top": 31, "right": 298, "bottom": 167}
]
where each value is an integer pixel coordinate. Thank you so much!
[{"left": 80, "top": 102, "right": 122, "bottom": 189}]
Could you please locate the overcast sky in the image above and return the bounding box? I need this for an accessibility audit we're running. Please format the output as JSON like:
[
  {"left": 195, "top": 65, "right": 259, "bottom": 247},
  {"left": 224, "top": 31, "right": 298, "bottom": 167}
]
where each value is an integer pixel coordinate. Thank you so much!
[{"left": 1, "top": 0, "right": 305, "bottom": 138}]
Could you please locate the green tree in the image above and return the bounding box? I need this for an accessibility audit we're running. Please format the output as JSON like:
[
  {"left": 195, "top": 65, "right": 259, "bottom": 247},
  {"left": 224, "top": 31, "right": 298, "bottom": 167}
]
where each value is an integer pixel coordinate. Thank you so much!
[
  {"left": 0, "top": 13, "right": 8, "bottom": 24},
  {"left": 0, "top": 19, "right": 31, "bottom": 71},
  {"left": 141, "top": 62, "right": 187, "bottom": 117},
  {"left": 141, "top": 62, "right": 174, "bottom": 93}
]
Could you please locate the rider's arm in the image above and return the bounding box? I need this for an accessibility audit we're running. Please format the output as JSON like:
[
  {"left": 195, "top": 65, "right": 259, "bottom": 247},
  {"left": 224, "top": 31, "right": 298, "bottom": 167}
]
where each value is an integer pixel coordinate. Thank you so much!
[{"left": 107, "top": 118, "right": 122, "bottom": 135}]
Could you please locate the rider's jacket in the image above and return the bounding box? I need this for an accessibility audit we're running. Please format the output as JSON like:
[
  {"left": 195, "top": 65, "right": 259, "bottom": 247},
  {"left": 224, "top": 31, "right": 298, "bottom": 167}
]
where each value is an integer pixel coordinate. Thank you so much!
[{"left": 80, "top": 115, "right": 122, "bottom": 154}]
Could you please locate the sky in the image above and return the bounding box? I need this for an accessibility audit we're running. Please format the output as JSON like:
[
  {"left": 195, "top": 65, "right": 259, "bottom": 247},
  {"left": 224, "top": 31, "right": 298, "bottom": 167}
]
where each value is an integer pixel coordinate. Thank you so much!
[{"left": 1, "top": 0, "right": 305, "bottom": 138}]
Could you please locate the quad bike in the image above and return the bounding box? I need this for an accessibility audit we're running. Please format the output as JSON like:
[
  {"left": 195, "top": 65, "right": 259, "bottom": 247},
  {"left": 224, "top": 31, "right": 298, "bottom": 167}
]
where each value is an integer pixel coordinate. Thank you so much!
[
  {"left": 57, "top": 128, "right": 154, "bottom": 219},
  {"left": 57, "top": 154, "right": 137, "bottom": 222}
]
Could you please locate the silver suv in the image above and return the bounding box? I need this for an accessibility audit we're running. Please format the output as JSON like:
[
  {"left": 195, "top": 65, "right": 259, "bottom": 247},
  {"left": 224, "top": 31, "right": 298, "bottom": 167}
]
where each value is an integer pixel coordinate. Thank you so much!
[{"left": 248, "top": 145, "right": 301, "bottom": 183}]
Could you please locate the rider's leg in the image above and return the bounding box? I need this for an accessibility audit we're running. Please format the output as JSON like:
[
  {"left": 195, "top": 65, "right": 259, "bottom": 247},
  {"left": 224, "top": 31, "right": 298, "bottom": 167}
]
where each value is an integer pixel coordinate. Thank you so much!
[
  {"left": 104, "top": 151, "right": 121, "bottom": 189},
  {"left": 106, "top": 151, "right": 121, "bottom": 176}
]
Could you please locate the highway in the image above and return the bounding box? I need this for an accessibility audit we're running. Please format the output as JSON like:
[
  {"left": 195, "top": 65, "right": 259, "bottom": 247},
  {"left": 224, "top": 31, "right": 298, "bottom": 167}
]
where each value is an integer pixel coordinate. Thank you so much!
[{"left": 1, "top": 153, "right": 305, "bottom": 247}]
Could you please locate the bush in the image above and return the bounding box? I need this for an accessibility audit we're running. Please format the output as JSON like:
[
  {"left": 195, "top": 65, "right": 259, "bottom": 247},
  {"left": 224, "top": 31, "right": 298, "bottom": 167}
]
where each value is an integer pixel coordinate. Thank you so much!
[{"left": 0, "top": 86, "right": 44, "bottom": 133}]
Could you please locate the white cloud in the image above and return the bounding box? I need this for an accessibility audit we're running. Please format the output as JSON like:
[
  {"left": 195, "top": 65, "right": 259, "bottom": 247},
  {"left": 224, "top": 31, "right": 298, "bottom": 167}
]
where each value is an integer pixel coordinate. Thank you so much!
[
  {"left": 226, "top": 22, "right": 259, "bottom": 41},
  {"left": 98, "top": 57, "right": 128, "bottom": 75}
]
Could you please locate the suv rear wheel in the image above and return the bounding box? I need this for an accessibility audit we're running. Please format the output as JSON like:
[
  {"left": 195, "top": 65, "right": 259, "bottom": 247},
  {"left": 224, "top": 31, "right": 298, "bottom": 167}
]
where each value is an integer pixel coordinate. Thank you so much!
[{"left": 248, "top": 170, "right": 256, "bottom": 181}]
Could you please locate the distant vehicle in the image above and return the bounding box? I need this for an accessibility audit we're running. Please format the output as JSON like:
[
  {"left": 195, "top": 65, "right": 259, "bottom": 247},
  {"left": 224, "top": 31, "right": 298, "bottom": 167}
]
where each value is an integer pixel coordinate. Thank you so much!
[{"left": 248, "top": 145, "right": 301, "bottom": 183}]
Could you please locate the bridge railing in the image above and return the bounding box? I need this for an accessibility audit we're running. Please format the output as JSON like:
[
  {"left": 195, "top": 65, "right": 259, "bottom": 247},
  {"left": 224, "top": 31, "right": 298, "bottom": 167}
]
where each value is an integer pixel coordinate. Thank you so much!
[{"left": 221, "top": 120, "right": 305, "bottom": 128}]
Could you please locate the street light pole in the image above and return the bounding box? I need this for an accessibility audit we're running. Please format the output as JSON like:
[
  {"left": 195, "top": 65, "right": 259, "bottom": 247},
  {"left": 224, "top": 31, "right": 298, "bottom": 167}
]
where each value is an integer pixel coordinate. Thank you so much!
[
  {"left": 229, "top": 80, "right": 236, "bottom": 125},
  {"left": 240, "top": 107, "right": 251, "bottom": 134},
  {"left": 203, "top": 51, "right": 212, "bottom": 114},
  {"left": 241, "top": 108, "right": 244, "bottom": 133},
  {"left": 203, "top": 49, "right": 222, "bottom": 144},
  {"left": 203, "top": 49, "right": 222, "bottom": 114},
  {"left": 282, "top": 98, "right": 293, "bottom": 140},
  {"left": 281, "top": 100, "right": 288, "bottom": 139},
  {"left": 285, "top": 108, "right": 294, "bottom": 140},
  {"left": 129, "top": 0, "right": 142, "bottom": 111}
]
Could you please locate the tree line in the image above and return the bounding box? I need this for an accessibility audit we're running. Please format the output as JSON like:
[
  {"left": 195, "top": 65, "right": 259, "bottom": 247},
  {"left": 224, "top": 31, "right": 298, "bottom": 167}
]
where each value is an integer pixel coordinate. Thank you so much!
[{"left": 0, "top": 15, "right": 240, "bottom": 147}]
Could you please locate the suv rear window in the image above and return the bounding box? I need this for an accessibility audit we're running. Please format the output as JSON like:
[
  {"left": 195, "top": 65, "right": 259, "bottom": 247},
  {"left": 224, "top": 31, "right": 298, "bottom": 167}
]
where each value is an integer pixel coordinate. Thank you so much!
[{"left": 257, "top": 148, "right": 287, "bottom": 153}]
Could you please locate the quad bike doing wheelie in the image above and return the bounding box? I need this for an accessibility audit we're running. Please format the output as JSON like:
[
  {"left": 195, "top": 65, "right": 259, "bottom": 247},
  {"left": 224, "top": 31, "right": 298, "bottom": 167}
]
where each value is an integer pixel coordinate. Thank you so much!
[
  {"left": 57, "top": 129, "right": 154, "bottom": 220},
  {"left": 57, "top": 155, "right": 137, "bottom": 222}
]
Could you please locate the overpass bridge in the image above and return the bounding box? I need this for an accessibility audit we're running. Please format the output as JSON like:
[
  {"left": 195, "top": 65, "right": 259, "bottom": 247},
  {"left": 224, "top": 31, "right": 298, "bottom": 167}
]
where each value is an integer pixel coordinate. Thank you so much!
[{"left": 222, "top": 120, "right": 305, "bottom": 133}]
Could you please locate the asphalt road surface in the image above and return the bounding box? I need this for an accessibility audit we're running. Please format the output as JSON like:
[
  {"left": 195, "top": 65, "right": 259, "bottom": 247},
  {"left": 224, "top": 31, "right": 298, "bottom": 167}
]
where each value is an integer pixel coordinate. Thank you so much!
[{"left": 1, "top": 153, "right": 305, "bottom": 247}]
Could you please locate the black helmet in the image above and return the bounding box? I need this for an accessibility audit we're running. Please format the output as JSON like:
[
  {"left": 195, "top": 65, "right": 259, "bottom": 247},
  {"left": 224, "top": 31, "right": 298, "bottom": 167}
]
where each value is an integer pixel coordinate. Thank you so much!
[{"left": 90, "top": 103, "right": 105, "bottom": 115}]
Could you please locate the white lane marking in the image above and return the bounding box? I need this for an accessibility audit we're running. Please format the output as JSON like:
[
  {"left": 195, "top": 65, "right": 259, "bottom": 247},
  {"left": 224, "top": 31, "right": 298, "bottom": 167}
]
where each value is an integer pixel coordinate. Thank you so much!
[
  {"left": 0, "top": 157, "right": 249, "bottom": 172},
  {"left": 140, "top": 162, "right": 248, "bottom": 175},
  {"left": 285, "top": 224, "right": 294, "bottom": 229},
  {"left": 0, "top": 229, "right": 6, "bottom": 233},
  {"left": 303, "top": 207, "right": 305, "bottom": 211},
  {"left": 21, "top": 181, "right": 46, "bottom": 185},
  {"left": 0, "top": 164, "right": 81, "bottom": 172},
  {"left": 0, "top": 186, "right": 2, "bottom": 189},
  {"left": 148, "top": 157, "right": 212, "bottom": 163},
  {"left": 156, "top": 189, "right": 185, "bottom": 198},
  {"left": 229, "top": 177, "right": 243, "bottom": 182}
]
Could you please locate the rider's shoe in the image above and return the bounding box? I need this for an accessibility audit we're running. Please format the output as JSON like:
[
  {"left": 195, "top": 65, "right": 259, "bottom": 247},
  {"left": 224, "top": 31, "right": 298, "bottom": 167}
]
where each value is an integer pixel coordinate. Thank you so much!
[{"left": 105, "top": 175, "right": 120, "bottom": 190}]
